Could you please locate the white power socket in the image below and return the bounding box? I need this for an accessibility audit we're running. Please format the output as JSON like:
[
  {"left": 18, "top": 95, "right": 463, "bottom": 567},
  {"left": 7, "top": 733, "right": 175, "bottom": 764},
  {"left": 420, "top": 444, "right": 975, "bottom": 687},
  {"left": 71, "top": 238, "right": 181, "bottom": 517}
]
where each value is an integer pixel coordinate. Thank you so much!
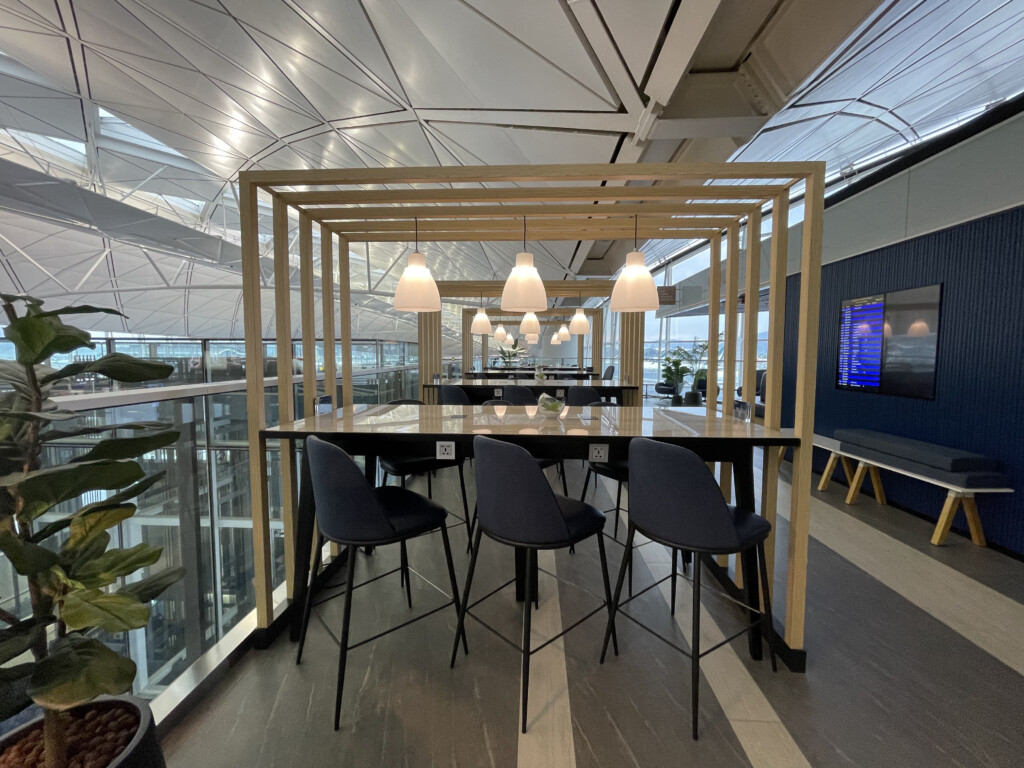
[
  {"left": 589, "top": 443, "right": 609, "bottom": 462},
  {"left": 556, "top": 388, "right": 565, "bottom": 399},
  {"left": 436, "top": 441, "right": 456, "bottom": 460},
  {"left": 494, "top": 388, "right": 503, "bottom": 398}
]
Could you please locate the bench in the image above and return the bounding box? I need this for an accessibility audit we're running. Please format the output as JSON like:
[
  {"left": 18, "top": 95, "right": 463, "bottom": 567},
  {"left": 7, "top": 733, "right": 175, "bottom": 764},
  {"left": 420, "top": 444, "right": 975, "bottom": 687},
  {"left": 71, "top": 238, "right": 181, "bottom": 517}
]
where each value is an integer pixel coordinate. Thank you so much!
[{"left": 816, "top": 429, "right": 1012, "bottom": 547}]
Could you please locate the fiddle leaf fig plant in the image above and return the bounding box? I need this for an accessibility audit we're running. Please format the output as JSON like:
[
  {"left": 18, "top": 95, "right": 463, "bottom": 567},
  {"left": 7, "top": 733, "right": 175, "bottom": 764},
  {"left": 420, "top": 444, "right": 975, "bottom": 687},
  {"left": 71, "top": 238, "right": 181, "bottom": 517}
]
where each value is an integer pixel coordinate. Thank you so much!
[{"left": 0, "top": 294, "right": 184, "bottom": 768}]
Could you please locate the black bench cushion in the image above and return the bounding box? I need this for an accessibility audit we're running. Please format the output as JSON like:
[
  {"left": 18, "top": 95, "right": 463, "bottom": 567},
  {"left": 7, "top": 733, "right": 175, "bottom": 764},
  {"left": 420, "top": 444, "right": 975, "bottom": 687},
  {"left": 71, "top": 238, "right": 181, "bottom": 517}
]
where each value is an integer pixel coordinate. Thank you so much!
[
  {"left": 833, "top": 444, "right": 1009, "bottom": 489},
  {"left": 833, "top": 429, "right": 1000, "bottom": 473}
]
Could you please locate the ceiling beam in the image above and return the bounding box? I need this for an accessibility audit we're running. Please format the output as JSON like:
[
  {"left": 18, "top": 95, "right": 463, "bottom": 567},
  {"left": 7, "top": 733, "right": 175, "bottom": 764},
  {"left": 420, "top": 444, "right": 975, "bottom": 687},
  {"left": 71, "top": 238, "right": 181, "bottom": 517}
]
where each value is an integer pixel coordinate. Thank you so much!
[
  {"left": 343, "top": 227, "right": 719, "bottom": 242},
  {"left": 301, "top": 202, "right": 758, "bottom": 220},
  {"left": 438, "top": 280, "right": 617, "bottom": 298},
  {"left": 327, "top": 216, "right": 737, "bottom": 233}
]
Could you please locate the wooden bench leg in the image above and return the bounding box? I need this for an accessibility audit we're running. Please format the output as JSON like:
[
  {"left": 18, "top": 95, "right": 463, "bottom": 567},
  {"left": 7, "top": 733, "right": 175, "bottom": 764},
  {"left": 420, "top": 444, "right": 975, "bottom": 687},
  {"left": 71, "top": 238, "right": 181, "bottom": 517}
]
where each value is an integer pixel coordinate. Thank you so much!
[
  {"left": 840, "top": 456, "right": 856, "bottom": 485},
  {"left": 867, "top": 465, "right": 886, "bottom": 505},
  {"left": 931, "top": 492, "right": 962, "bottom": 546},
  {"left": 817, "top": 451, "right": 840, "bottom": 492},
  {"left": 961, "top": 496, "right": 987, "bottom": 547},
  {"left": 845, "top": 461, "right": 869, "bottom": 505}
]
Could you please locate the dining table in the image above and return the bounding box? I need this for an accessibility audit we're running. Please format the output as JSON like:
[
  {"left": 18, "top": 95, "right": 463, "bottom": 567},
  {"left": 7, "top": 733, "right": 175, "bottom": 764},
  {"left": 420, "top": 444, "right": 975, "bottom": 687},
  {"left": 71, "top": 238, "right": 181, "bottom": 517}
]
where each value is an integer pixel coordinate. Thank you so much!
[
  {"left": 262, "top": 403, "right": 797, "bottom": 660},
  {"left": 424, "top": 378, "right": 636, "bottom": 404}
]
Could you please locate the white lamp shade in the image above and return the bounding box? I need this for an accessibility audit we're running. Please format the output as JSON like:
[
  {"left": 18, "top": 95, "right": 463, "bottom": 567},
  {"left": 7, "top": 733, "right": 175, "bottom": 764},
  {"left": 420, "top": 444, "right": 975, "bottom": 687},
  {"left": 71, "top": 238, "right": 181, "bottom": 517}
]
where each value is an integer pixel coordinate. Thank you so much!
[
  {"left": 557, "top": 323, "right": 571, "bottom": 341},
  {"left": 520, "top": 311, "right": 541, "bottom": 334},
  {"left": 393, "top": 252, "right": 441, "bottom": 312},
  {"left": 525, "top": 405, "right": 537, "bottom": 418},
  {"left": 505, "top": 335, "right": 517, "bottom": 346},
  {"left": 568, "top": 307, "right": 590, "bottom": 335},
  {"left": 550, "top": 334, "right": 561, "bottom": 345},
  {"left": 501, "top": 252, "right": 547, "bottom": 312},
  {"left": 493, "top": 405, "right": 506, "bottom": 418},
  {"left": 471, "top": 308, "right": 492, "bottom": 334},
  {"left": 493, "top": 325, "right": 507, "bottom": 344},
  {"left": 525, "top": 333, "right": 539, "bottom": 344},
  {"left": 610, "top": 251, "right": 659, "bottom": 312}
]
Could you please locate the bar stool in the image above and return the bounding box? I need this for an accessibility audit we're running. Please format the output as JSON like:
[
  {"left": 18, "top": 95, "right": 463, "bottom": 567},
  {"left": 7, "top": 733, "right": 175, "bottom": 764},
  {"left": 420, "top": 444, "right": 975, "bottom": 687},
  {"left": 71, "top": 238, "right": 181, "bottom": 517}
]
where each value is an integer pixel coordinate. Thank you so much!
[
  {"left": 496, "top": 386, "right": 568, "bottom": 495},
  {"left": 600, "top": 438, "right": 777, "bottom": 740},
  {"left": 297, "top": 437, "right": 463, "bottom": 730},
  {"left": 566, "top": 385, "right": 601, "bottom": 405},
  {"left": 379, "top": 399, "right": 471, "bottom": 550},
  {"left": 438, "top": 384, "right": 471, "bottom": 405},
  {"left": 451, "top": 435, "right": 617, "bottom": 733}
]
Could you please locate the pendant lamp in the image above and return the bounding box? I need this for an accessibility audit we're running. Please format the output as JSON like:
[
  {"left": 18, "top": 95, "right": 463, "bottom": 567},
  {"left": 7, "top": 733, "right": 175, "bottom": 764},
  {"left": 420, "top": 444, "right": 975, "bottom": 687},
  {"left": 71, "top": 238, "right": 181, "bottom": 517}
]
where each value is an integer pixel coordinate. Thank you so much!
[
  {"left": 526, "top": 333, "right": 539, "bottom": 344},
  {"left": 568, "top": 290, "right": 590, "bottom": 334},
  {"left": 493, "top": 325, "right": 507, "bottom": 345},
  {"left": 393, "top": 218, "right": 441, "bottom": 312},
  {"left": 520, "top": 311, "right": 540, "bottom": 334},
  {"left": 610, "top": 215, "right": 659, "bottom": 312},
  {"left": 471, "top": 294, "right": 492, "bottom": 334},
  {"left": 550, "top": 334, "right": 561, "bottom": 346},
  {"left": 557, "top": 323, "right": 571, "bottom": 341},
  {"left": 501, "top": 218, "right": 547, "bottom": 312}
]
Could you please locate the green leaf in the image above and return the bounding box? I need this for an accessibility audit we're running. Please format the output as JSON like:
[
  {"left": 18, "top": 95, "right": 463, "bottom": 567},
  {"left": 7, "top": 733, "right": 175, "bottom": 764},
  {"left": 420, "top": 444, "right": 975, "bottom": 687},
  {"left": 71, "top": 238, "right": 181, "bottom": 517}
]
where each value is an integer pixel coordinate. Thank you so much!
[
  {"left": 40, "top": 421, "right": 167, "bottom": 442},
  {"left": 2, "top": 459, "right": 145, "bottom": 522},
  {"left": 0, "top": 617, "right": 51, "bottom": 665},
  {"left": 61, "top": 589, "right": 150, "bottom": 632},
  {"left": 28, "top": 473, "right": 166, "bottom": 543},
  {"left": 0, "top": 409, "right": 79, "bottom": 423},
  {"left": 64, "top": 504, "right": 135, "bottom": 550},
  {"left": 28, "top": 635, "right": 136, "bottom": 711},
  {"left": 0, "top": 663, "right": 34, "bottom": 720},
  {"left": 72, "top": 542, "right": 163, "bottom": 589},
  {"left": 119, "top": 566, "right": 185, "bottom": 603},
  {"left": 70, "top": 431, "right": 178, "bottom": 463},
  {"left": 0, "top": 531, "right": 59, "bottom": 575},
  {"left": 33, "top": 305, "right": 123, "bottom": 319},
  {"left": 66, "top": 531, "right": 109, "bottom": 578},
  {"left": 4, "top": 313, "right": 94, "bottom": 366},
  {"left": 40, "top": 353, "right": 174, "bottom": 385}
]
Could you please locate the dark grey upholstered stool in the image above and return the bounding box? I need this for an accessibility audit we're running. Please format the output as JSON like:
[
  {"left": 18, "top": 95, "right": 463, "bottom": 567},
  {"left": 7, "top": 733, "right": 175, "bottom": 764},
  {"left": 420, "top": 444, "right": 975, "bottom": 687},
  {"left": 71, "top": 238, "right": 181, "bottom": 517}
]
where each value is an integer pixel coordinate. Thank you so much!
[
  {"left": 379, "top": 399, "right": 470, "bottom": 550},
  {"left": 566, "top": 385, "right": 601, "bottom": 406},
  {"left": 451, "top": 435, "right": 617, "bottom": 734},
  {"left": 492, "top": 386, "right": 568, "bottom": 494},
  {"left": 297, "top": 437, "right": 463, "bottom": 730},
  {"left": 438, "top": 384, "right": 471, "bottom": 405},
  {"left": 600, "top": 438, "right": 777, "bottom": 740}
]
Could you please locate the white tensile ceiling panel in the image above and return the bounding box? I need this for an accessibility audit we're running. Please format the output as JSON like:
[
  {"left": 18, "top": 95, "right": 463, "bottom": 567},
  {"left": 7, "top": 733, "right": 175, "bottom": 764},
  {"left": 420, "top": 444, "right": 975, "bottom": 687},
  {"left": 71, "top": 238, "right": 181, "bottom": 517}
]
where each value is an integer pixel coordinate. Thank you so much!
[
  {"left": 595, "top": 0, "right": 674, "bottom": 84},
  {"left": 430, "top": 122, "right": 620, "bottom": 167}
]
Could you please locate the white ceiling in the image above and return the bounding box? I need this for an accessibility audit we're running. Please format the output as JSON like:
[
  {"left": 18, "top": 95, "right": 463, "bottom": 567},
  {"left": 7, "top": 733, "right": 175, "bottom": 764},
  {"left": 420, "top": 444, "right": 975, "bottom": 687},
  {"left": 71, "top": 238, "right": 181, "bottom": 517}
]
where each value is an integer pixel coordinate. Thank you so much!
[{"left": 0, "top": 0, "right": 1018, "bottom": 345}]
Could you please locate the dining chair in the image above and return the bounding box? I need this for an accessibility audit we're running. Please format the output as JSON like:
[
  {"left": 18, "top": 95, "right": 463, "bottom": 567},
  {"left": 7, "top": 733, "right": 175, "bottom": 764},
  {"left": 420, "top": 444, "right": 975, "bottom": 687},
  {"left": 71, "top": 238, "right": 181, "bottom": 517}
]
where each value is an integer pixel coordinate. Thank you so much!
[
  {"left": 438, "top": 385, "right": 471, "bottom": 405},
  {"left": 495, "top": 386, "right": 568, "bottom": 494},
  {"left": 566, "top": 385, "right": 601, "bottom": 406},
  {"left": 452, "top": 435, "right": 617, "bottom": 733},
  {"left": 600, "top": 438, "right": 777, "bottom": 740},
  {"left": 298, "top": 437, "right": 463, "bottom": 730}
]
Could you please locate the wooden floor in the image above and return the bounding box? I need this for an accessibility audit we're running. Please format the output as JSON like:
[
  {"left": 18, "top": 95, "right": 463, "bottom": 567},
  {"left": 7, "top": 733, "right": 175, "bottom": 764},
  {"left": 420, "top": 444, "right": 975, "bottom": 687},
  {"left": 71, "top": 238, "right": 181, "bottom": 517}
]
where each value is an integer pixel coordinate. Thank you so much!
[{"left": 162, "top": 453, "right": 1024, "bottom": 768}]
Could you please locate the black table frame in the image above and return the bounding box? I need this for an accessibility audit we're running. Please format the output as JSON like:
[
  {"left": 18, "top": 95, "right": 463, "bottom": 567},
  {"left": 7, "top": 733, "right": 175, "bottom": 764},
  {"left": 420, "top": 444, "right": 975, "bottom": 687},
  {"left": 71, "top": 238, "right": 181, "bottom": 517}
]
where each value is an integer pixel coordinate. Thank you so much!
[
  {"left": 268, "top": 416, "right": 798, "bottom": 665},
  {"left": 424, "top": 382, "right": 635, "bottom": 404}
]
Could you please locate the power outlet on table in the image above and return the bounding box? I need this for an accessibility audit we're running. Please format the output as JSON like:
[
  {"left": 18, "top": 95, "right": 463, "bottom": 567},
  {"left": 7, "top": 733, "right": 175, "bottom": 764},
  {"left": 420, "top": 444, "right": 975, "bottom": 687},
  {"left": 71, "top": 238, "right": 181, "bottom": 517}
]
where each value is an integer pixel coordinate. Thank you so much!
[
  {"left": 589, "top": 444, "right": 609, "bottom": 463},
  {"left": 436, "top": 441, "right": 456, "bottom": 460},
  {"left": 494, "top": 388, "right": 503, "bottom": 398}
]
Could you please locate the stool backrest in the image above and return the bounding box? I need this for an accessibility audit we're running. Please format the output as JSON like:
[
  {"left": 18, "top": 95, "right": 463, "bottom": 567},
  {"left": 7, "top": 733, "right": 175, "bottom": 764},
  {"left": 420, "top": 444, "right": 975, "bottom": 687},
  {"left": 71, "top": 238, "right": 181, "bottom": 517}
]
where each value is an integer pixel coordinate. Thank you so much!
[
  {"left": 566, "top": 386, "right": 600, "bottom": 406},
  {"left": 602, "top": 365, "right": 615, "bottom": 380},
  {"left": 628, "top": 438, "right": 739, "bottom": 551},
  {"left": 438, "top": 385, "right": 471, "bottom": 405},
  {"left": 473, "top": 436, "right": 570, "bottom": 545},
  {"left": 388, "top": 398, "right": 424, "bottom": 405},
  {"left": 306, "top": 436, "right": 394, "bottom": 543},
  {"left": 502, "top": 385, "right": 537, "bottom": 405}
]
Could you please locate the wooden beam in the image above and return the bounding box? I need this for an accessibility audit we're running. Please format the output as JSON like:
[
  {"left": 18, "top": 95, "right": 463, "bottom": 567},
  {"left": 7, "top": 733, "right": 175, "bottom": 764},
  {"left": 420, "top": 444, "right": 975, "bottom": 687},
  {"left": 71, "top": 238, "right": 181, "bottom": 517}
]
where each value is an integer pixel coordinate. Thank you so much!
[
  {"left": 321, "top": 222, "right": 337, "bottom": 406},
  {"left": 304, "top": 202, "right": 758, "bottom": 221},
  {"left": 239, "top": 179, "right": 273, "bottom": 628},
  {"left": 706, "top": 232, "right": 721, "bottom": 419},
  {"left": 722, "top": 224, "right": 739, "bottom": 421},
  {"left": 337, "top": 236, "right": 354, "bottom": 409},
  {"left": 742, "top": 210, "right": 762, "bottom": 406},
  {"left": 437, "top": 280, "right": 617, "bottom": 298},
  {"left": 418, "top": 312, "right": 442, "bottom": 401},
  {"left": 461, "top": 308, "right": 472, "bottom": 378},
  {"left": 340, "top": 226, "right": 721, "bottom": 243},
  {"left": 786, "top": 165, "right": 826, "bottom": 651},
  {"left": 280, "top": 185, "right": 781, "bottom": 206},
  {"left": 619, "top": 311, "right": 644, "bottom": 406},
  {"left": 241, "top": 160, "right": 817, "bottom": 188},
  {"left": 593, "top": 311, "right": 603, "bottom": 375},
  {"left": 299, "top": 214, "right": 317, "bottom": 418},
  {"left": 327, "top": 216, "right": 738, "bottom": 233}
]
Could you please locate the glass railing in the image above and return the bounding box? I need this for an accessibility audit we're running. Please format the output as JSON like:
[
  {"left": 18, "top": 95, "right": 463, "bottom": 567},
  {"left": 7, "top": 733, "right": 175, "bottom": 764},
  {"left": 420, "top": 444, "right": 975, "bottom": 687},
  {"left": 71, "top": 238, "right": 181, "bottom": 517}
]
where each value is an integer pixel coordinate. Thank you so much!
[{"left": 0, "top": 365, "right": 418, "bottom": 702}]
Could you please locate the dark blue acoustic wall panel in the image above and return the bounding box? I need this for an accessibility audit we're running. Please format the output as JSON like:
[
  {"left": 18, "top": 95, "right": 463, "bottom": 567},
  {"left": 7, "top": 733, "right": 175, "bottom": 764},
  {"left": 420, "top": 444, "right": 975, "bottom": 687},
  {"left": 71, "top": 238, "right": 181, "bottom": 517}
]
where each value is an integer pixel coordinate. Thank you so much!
[{"left": 782, "top": 204, "right": 1024, "bottom": 555}]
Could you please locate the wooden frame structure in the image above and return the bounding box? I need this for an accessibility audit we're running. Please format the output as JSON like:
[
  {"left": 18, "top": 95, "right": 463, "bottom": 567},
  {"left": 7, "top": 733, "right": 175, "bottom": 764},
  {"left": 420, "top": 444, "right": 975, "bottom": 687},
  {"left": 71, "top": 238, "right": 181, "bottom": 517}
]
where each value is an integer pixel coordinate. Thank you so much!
[{"left": 238, "top": 161, "right": 825, "bottom": 662}]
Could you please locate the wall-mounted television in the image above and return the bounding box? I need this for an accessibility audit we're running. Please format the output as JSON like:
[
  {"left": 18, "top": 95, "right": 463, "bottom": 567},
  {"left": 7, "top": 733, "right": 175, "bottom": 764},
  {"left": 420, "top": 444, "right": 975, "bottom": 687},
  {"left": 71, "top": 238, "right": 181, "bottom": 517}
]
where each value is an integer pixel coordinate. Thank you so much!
[{"left": 836, "top": 284, "right": 942, "bottom": 399}]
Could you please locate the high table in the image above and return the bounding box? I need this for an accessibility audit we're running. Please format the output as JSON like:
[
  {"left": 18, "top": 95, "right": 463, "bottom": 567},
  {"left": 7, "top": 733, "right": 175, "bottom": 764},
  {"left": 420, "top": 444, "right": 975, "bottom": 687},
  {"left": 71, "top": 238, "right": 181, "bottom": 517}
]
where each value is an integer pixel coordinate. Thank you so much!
[
  {"left": 425, "top": 378, "right": 635, "bottom": 404},
  {"left": 263, "top": 404, "right": 797, "bottom": 661},
  {"left": 465, "top": 368, "right": 599, "bottom": 381}
]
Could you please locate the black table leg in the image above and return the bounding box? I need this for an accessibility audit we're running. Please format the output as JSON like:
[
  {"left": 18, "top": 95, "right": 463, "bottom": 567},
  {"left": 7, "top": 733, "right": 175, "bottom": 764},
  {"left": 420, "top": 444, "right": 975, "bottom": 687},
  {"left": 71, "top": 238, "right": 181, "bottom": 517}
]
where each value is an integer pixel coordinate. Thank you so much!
[
  {"left": 732, "top": 445, "right": 763, "bottom": 660},
  {"left": 514, "top": 547, "right": 539, "bottom": 603},
  {"left": 291, "top": 448, "right": 316, "bottom": 640}
]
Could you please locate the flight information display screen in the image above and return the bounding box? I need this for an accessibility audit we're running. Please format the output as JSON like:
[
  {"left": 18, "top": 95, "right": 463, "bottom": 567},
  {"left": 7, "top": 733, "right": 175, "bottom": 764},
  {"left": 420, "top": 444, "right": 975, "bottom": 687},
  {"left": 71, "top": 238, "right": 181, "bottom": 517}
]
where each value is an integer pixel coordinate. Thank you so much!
[{"left": 837, "top": 296, "right": 885, "bottom": 390}]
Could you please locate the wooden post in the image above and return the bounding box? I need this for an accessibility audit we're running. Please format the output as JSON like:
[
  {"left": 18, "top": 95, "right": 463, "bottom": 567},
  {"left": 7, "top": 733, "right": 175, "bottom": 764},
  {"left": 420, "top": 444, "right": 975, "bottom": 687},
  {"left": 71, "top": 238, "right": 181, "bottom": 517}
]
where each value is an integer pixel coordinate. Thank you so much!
[
  {"left": 481, "top": 332, "right": 488, "bottom": 369},
  {"left": 761, "top": 194, "right": 789, "bottom": 585},
  {"left": 706, "top": 232, "right": 721, "bottom": 419},
  {"left": 577, "top": 330, "right": 584, "bottom": 369},
  {"left": 723, "top": 224, "right": 739, "bottom": 421},
  {"left": 321, "top": 225, "right": 336, "bottom": 408},
  {"left": 461, "top": 309, "right": 473, "bottom": 376},
  {"left": 742, "top": 210, "right": 762, "bottom": 407},
  {"left": 239, "top": 178, "right": 273, "bottom": 628},
  {"left": 418, "top": 312, "right": 442, "bottom": 401},
  {"left": 272, "top": 198, "right": 298, "bottom": 600},
  {"left": 337, "top": 237, "right": 354, "bottom": 409},
  {"left": 592, "top": 311, "right": 604, "bottom": 375},
  {"left": 786, "top": 165, "right": 826, "bottom": 651},
  {"left": 299, "top": 214, "right": 317, "bottom": 418},
  {"left": 618, "top": 311, "right": 644, "bottom": 406}
]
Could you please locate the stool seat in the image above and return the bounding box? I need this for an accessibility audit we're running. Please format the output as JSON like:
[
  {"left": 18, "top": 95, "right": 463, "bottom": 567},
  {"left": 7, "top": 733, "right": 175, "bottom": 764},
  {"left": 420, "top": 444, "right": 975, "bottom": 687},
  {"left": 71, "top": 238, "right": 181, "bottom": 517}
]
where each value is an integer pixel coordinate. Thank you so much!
[
  {"left": 587, "top": 459, "right": 628, "bottom": 482},
  {"left": 730, "top": 505, "right": 772, "bottom": 548},
  {"left": 379, "top": 455, "right": 458, "bottom": 477},
  {"left": 373, "top": 486, "right": 448, "bottom": 542},
  {"left": 557, "top": 496, "right": 606, "bottom": 542}
]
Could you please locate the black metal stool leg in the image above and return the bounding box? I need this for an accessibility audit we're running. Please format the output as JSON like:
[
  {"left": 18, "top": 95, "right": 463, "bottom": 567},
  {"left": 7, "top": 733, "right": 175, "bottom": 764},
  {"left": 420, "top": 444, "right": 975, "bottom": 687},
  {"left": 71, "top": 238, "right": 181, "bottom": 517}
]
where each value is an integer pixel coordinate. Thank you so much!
[
  {"left": 691, "top": 558, "right": 701, "bottom": 741},
  {"left": 381, "top": 471, "right": 389, "bottom": 487},
  {"left": 757, "top": 540, "right": 778, "bottom": 672},
  {"left": 580, "top": 468, "right": 591, "bottom": 501},
  {"left": 627, "top": 540, "right": 633, "bottom": 597},
  {"left": 427, "top": 471, "right": 432, "bottom": 499},
  {"left": 399, "top": 540, "right": 412, "bottom": 608},
  {"left": 296, "top": 534, "right": 323, "bottom": 665},
  {"left": 451, "top": 526, "right": 483, "bottom": 666},
  {"left": 521, "top": 548, "right": 536, "bottom": 734},
  {"left": 600, "top": 524, "right": 635, "bottom": 663},
  {"left": 559, "top": 461, "right": 568, "bottom": 496},
  {"left": 466, "top": 502, "right": 478, "bottom": 553},
  {"left": 439, "top": 525, "right": 468, "bottom": 654},
  {"left": 457, "top": 461, "right": 471, "bottom": 548},
  {"left": 614, "top": 481, "right": 622, "bottom": 539},
  {"left": 334, "top": 544, "right": 357, "bottom": 731},
  {"left": 670, "top": 547, "right": 678, "bottom": 615},
  {"left": 400, "top": 475, "right": 406, "bottom": 489},
  {"left": 596, "top": 532, "right": 618, "bottom": 657}
]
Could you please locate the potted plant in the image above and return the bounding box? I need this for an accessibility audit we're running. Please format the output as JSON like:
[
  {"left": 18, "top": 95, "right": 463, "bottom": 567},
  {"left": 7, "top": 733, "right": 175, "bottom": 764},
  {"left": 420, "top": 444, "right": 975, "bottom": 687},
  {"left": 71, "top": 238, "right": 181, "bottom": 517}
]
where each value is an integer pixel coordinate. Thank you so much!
[
  {"left": 496, "top": 339, "right": 528, "bottom": 368},
  {"left": 0, "top": 294, "right": 185, "bottom": 768},
  {"left": 660, "top": 349, "right": 690, "bottom": 406}
]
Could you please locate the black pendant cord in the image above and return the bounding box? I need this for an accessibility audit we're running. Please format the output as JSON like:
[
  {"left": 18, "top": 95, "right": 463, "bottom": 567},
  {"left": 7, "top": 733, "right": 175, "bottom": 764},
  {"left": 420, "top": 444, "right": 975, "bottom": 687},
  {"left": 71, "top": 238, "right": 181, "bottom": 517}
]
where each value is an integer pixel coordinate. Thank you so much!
[
  {"left": 523, "top": 216, "right": 527, "bottom": 252},
  {"left": 634, "top": 214, "right": 638, "bottom": 250},
  {"left": 415, "top": 217, "right": 419, "bottom": 252}
]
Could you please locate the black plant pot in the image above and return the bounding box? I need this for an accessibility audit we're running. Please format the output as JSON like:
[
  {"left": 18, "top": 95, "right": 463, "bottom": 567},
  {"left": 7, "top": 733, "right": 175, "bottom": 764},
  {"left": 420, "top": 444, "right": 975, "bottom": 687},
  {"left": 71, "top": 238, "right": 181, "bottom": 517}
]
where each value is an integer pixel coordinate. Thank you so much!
[
  {"left": 669, "top": 394, "right": 684, "bottom": 406},
  {"left": 0, "top": 696, "right": 165, "bottom": 768},
  {"left": 682, "top": 391, "right": 702, "bottom": 406}
]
